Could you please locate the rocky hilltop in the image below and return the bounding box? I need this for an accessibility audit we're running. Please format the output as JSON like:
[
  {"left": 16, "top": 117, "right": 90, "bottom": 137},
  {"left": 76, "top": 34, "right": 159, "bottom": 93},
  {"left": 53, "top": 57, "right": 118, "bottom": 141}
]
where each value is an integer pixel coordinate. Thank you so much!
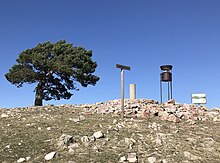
[{"left": 0, "top": 99, "right": 220, "bottom": 162}]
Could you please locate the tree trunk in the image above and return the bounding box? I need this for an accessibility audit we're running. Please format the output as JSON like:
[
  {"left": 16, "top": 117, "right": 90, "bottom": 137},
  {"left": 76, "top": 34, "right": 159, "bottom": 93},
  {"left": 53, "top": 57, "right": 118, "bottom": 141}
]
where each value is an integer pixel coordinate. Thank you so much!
[{"left": 34, "top": 82, "right": 44, "bottom": 106}]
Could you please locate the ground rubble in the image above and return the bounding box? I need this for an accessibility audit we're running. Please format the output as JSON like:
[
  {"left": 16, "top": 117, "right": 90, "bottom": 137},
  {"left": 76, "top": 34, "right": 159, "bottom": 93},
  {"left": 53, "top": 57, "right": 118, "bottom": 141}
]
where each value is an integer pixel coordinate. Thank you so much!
[
  {"left": 79, "top": 99, "right": 220, "bottom": 123},
  {"left": 0, "top": 99, "right": 220, "bottom": 162}
]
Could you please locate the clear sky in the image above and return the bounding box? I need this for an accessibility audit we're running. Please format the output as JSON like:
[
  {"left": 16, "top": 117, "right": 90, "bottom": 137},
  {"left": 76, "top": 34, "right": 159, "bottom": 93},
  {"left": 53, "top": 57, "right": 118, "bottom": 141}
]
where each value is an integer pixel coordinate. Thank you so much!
[{"left": 1, "top": 0, "right": 220, "bottom": 108}]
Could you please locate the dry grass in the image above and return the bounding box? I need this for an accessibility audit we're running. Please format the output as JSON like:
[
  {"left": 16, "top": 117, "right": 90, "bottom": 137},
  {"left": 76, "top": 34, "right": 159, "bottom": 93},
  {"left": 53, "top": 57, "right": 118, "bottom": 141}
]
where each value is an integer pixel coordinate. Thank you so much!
[{"left": 0, "top": 106, "right": 220, "bottom": 163}]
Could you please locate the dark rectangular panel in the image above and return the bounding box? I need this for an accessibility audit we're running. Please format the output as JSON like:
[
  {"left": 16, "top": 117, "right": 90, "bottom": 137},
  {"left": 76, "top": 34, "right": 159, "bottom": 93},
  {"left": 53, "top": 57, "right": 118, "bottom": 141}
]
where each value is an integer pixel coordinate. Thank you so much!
[{"left": 116, "top": 64, "right": 131, "bottom": 70}]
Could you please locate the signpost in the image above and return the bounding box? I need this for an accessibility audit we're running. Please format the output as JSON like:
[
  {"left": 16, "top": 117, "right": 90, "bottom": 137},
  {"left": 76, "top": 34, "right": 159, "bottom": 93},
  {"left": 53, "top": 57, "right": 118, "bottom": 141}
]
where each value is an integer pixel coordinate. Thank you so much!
[
  {"left": 191, "top": 93, "right": 207, "bottom": 105},
  {"left": 116, "top": 64, "right": 131, "bottom": 118}
]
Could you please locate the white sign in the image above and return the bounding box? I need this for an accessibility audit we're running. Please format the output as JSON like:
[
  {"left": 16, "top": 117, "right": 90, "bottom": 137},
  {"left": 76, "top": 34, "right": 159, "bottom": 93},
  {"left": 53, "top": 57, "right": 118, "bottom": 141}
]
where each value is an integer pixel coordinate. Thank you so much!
[{"left": 191, "top": 93, "right": 206, "bottom": 104}]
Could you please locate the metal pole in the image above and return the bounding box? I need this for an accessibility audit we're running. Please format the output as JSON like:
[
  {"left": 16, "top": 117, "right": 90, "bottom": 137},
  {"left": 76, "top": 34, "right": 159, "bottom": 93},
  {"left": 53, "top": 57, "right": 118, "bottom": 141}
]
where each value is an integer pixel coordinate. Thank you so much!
[
  {"left": 168, "top": 81, "right": 170, "bottom": 100},
  {"left": 121, "top": 69, "right": 124, "bottom": 118},
  {"left": 160, "top": 74, "right": 162, "bottom": 103},
  {"left": 170, "top": 81, "right": 173, "bottom": 99}
]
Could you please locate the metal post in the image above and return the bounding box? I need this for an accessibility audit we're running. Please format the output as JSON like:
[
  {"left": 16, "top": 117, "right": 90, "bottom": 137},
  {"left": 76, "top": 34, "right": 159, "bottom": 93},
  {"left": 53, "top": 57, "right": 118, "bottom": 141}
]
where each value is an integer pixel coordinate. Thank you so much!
[
  {"left": 160, "top": 76, "right": 162, "bottom": 103},
  {"left": 116, "top": 64, "right": 131, "bottom": 118},
  {"left": 168, "top": 81, "right": 170, "bottom": 100},
  {"left": 121, "top": 69, "right": 124, "bottom": 118},
  {"left": 170, "top": 81, "right": 172, "bottom": 99}
]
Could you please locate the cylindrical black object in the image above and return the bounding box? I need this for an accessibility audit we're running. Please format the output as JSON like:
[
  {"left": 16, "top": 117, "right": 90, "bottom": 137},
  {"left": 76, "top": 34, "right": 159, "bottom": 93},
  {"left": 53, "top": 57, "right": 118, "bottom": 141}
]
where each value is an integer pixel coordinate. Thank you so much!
[
  {"left": 160, "top": 65, "right": 173, "bottom": 103},
  {"left": 160, "top": 65, "right": 173, "bottom": 71},
  {"left": 161, "top": 72, "right": 172, "bottom": 81}
]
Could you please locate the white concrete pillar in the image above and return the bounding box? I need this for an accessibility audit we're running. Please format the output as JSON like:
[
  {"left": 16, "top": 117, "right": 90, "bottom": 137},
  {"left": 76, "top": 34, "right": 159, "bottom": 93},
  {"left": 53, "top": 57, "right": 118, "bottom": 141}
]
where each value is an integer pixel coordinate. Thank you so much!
[{"left": 129, "top": 84, "right": 136, "bottom": 100}]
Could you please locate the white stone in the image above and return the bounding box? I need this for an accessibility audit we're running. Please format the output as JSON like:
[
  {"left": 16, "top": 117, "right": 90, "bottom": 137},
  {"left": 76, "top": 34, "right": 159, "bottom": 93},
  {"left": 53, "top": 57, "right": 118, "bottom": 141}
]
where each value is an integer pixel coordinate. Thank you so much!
[
  {"left": 113, "top": 119, "right": 117, "bottom": 124},
  {"left": 119, "top": 156, "right": 127, "bottom": 162},
  {"left": 46, "top": 127, "right": 51, "bottom": 130},
  {"left": 127, "top": 153, "right": 137, "bottom": 162},
  {"left": 1, "top": 113, "right": 9, "bottom": 118},
  {"left": 72, "top": 118, "right": 80, "bottom": 122},
  {"left": 213, "top": 116, "right": 220, "bottom": 122},
  {"left": 183, "top": 151, "right": 201, "bottom": 160},
  {"left": 44, "top": 151, "right": 57, "bottom": 160},
  {"left": 68, "top": 143, "right": 79, "bottom": 152},
  {"left": 148, "top": 156, "right": 156, "bottom": 163},
  {"left": 5, "top": 145, "right": 10, "bottom": 148},
  {"left": 17, "top": 158, "right": 26, "bottom": 163},
  {"left": 58, "top": 134, "right": 74, "bottom": 148},
  {"left": 81, "top": 136, "right": 90, "bottom": 142},
  {"left": 93, "top": 131, "right": 104, "bottom": 139},
  {"left": 161, "top": 159, "right": 168, "bottom": 163},
  {"left": 79, "top": 115, "right": 85, "bottom": 120}
]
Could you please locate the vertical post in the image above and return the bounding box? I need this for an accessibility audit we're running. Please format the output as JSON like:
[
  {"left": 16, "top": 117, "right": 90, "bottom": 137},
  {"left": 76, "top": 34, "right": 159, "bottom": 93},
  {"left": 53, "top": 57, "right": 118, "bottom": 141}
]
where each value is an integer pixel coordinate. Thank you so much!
[
  {"left": 168, "top": 81, "right": 170, "bottom": 100},
  {"left": 121, "top": 69, "right": 124, "bottom": 118},
  {"left": 129, "top": 84, "right": 136, "bottom": 100},
  {"left": 170, "top": 81, "right": 173, "bottom": 99},
  {"left": 160, "top": 74, "right": 162, "bottom": 103},
  {"left": 116, "top": 64, "right": 131, "bottom": 118}
]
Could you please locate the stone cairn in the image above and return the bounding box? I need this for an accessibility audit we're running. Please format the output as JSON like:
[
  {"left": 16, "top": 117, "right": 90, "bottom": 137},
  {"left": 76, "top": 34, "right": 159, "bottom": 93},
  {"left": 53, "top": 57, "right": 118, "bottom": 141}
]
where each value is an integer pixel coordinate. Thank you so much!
[{"left": 78, "top": 99, "right": 220, "bottom": 123}]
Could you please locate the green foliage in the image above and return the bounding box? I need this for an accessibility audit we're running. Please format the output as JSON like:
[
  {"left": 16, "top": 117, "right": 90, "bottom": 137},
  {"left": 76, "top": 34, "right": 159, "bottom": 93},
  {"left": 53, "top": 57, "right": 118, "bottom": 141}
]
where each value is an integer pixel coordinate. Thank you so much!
[{"left": 5, "top": 40, "right": 100, "bottom": 105}]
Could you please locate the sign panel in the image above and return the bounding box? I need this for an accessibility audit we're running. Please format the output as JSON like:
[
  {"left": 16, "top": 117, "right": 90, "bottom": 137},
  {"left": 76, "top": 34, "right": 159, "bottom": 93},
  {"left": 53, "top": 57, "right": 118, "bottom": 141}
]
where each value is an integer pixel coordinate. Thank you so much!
[
  {"left": 191, "top": 93, "right": 207, "bottom": 104},
  {"left": 116, "top": 64, "right": 131, "bottom": 71}
]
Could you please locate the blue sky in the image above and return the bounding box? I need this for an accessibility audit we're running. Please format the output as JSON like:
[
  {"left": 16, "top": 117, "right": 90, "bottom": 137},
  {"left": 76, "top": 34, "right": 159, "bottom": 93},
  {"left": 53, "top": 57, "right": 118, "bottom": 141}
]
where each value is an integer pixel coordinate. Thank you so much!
[{"left": 1, "top": 0, "right": 220, "bottom": 108}]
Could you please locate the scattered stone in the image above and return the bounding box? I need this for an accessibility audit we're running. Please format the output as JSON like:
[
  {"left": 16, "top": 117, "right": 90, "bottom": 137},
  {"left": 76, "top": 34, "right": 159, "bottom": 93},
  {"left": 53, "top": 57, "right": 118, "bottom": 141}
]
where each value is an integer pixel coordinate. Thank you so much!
[
  {"left": 58, "top": 134, "right": 75, "bottom": 148},
  {"left": 68, "top": 143, "right": 79, "bottom": 152},
  {"left": 17, "top": 158, "right": 25, "bottom": 163},
  {"left": 147, "top": 156, "right": 156, "bottom": 163},
  {"left": 71, "top": 117, "right": 80, "bottom": 122},
  {"left": 213, "top": 116, "right": 220, "bottom": 122},
  {"left": 161, "top": 159, "right": 168, "bottom": 163},
  {"left": 1, "top": 113, "right": 9, "bottom": 118},
  {"left": 127, "top": 153, "right": 137, "bottom": 162},
  {"left": 44, "top": 151, "right": 57, "bottom": 160},
  {"left": 81, "top": 136, "right": 90, "bottom": 142},
  {"left": 183, "top": 151, "right": 201, "bottom": 160},
  {"left": 93, "top": 131, "right": 104, "bottom": 139},
  {"left": 167, "top": 99, "right": 175, "bottom": 104},
  {"left": 79, "top": 115, "right": 85, "bottom": 120},
  {"left": 113, "top": 119, "right": 117, "bottom": 124},
  {"left": 46, "top": 127, "right": 51, "bottom": 130},
  {"left": 119, "top": 156, "right": 127, "bottom": 162}
]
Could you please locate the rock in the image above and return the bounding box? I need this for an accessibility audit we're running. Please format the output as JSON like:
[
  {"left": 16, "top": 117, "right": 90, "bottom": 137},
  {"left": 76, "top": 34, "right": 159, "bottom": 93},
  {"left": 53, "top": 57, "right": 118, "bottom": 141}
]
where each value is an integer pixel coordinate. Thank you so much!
[
  {"left": 155, "top": 133, "right": 166, "bottom": 146},
  {"left": 167, "top": 99, "right": 175, "bottom": 104},
  {"left": 58, "top": 134, "right": 74, "bottom": 148},
  {"left": 44, "top": 151, "right": 57, "bottom": 160},
  {"left": 119, "top": 156, "right": 127, "bottom": 162},
  {"left": 211, "top": 107, "right": 220, "bottom": 112},
  {"left": 213, "top": 116, "right": 220, "bottom": 122},
  {"left": 93, "top": 131, "right": 104, "bottom": 139},
  {"left": 81, "top": 136, "right": 90, "bottom": 142},
  {"left": 17, "top": 158, "right": 25, "bottom": 163},
  {"left": 68, "top": 143, "right": 79, "bottom": 152},
  {"left": 46, "top": 127, "right": 51, "bottom": 130},
  {"left": 147, "top": 156, "right": 156, "bottom": 163},
  {"left": 113, "top": 119, "right": 117, "bottom": 124},
  {"left": 183, "top": 151, "right": 201, "bottom": 160},
  {"left": 79, "top": 115, "right": 85, "bottom": 120},
  {"left": 127, "top": 153, "right": 137, "bottom": 162},
  {"left": 161, "top": 159, "right": 168, "bottom": 163},
  {"left": 71, "top": 117, "right": 80, "bottom": 122},
  {"left": 186, "top": 138, "right": 197, "bottom": 145},
  {"left": 168, "top": 114, "right": 180, "bottom": 123},
  {"left": 1, "top": 113, "right": 9, "bottom": 118},
  {"left": 202, "top": 137, "right": 215, "bottom": 147}
]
